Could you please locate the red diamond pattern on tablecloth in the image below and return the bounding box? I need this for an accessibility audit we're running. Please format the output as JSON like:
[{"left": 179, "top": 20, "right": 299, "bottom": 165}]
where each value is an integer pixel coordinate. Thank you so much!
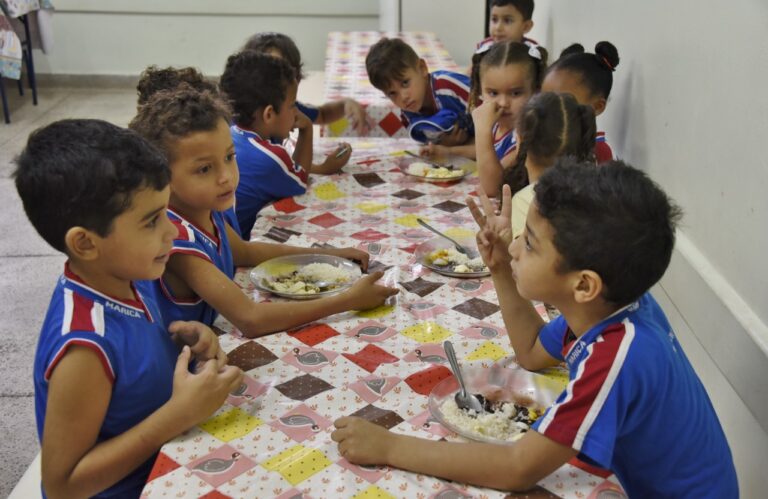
[
  {"left": 288, "top": 323, "right": 340, "bottom": 346},
  {"left": 342, "top": 344, "right": 399, "bottom": 373},
  {"left": 404, "top": 365, "right": 453, "bottom": 395},
  {"left": 272, "top": 197, "right": 306, "bottom": 213},
  {"left": 199, "top": 491, "right": 233, "bottom": 499},
  {"left": 146, "top": 452, "right": 181, "bottom": 482},
  {"left": 378, "top": 112, "right": 405, "bottom": 137},
  {"left": 350, "top": 228, "right": 390, "bottom": 242},
  {"left": 307, "top": 212, "right": 345, "bottom": 228}
]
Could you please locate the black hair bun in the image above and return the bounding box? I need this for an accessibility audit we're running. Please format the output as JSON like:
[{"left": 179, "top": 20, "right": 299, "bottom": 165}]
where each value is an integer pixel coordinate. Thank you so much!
[
  {"left": 595, "top": 41, "right": 619, "bottom": 71},
  {"left": 559, "top": 43, "right": 584, "bottom": 59}
]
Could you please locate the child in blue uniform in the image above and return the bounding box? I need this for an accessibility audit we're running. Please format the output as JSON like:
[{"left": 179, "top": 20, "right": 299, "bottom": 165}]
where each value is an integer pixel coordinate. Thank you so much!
[
  {"left": 14, "top": 119, "right": 243, "bottom": 498},
  {"left": 332, "top": 160, "right": 738, "bottom": 498},
  {"left": 475, "top": 0, "right": 537, "bottom": 54},
  {"left": 130, "top": 87, "right": 398, "bottom": 338},
  {"left": 542, "top": 42, "right": 620, "bottom": 164},
  {"left": 365, "top": 37, "right": 473, "bottom": 146},
  {"left": 470, "top": 40, "right": 547, "bottom": 195}
]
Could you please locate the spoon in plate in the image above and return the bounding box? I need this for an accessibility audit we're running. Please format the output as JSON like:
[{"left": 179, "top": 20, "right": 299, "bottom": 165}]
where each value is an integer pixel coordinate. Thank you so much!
[
  {"left": 443, "top": 340, "right": 485, "bottom": 414},
  {"left": 416, "top": 218, "right": 470, "bottom": 255}
]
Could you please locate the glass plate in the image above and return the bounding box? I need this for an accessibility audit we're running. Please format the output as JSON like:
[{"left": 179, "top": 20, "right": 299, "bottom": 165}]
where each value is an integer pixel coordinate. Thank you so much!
[
  {"left": 249, "top": 254, "right": 362, "bottom": 300},
  {"left": 428, "top": 364, "right": 564, "bottom": 444},
  {"left": 415, "top": 237, "right": 490, "bottom": 278},
  {"left": 398, "top": 155, "right": 469, "bottom": 183}
]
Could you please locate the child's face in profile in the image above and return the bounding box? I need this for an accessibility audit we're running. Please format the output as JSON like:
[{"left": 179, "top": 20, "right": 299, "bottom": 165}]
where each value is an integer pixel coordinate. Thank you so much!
[
  {"left": 96, "top": 185, "right": 176, "bottom": 282},
  {"left": 273, "top": 80, "right": 299, "bottom": 140},
  {"left": 489, "top": 5, "right": 533, "bottom": 43},
  {"left": 542, "top": 69, "right": 606, "bottom": 116},
  {"left": 168, "top": 118, "right": 239, "bottom": 215},
  {"left": 508, "top": 202, "right": 571, "bottom": 304},
  {"left": 382, "top": 61, "right": 430, "bottom": 113},
  {"left": 481, "top": 63, "right": 535, "bottom": 130}
]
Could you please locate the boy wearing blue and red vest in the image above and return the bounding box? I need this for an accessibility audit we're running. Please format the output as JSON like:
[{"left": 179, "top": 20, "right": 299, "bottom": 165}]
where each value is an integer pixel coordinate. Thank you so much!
[
  {"left": 365, "top": 37, "right": 473, "bottom": 146},
  {"left": 332, "top": 160, "right": 738, "bottom": 498},
  {"left": 14, "top": 119, "right": 243, "bottom": 498}
]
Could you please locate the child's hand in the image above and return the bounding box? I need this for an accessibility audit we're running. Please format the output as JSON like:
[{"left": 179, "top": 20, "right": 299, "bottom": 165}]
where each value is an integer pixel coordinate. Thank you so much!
[
  {"left": 419, "top": 142, "right": 450, "bottom": 159},
  {"left": 327, "top": 246, "right": 369, "bottom": 271},
  {"left": 169, "top": 321, "right": 227, "bottom": 370},
  {"left": 168, "top": 346, "right": 243, "bottom": 430},
  {"left": 316, "top": 143, "right": 352, "bottom": 174},
  {"left": 331, "top": 416, "right": 395, "bottom": 465},
  {"left": 471, "top": 100, "right": 502, "bottom": 131},
  {"left": 466, "top": 185, "right": 514, "bottom": 270},
  {"left": 343, "top": 99, "right": 368, "bottom": 134},
  {"left": 342, "top": 271, "right": 399, "bottom": 310},
  {"left": 438, "top": 124, "right": 469, "bottom": 147},
  {"left": 294, "top": 110, "right": 313, "bottom": 131}
]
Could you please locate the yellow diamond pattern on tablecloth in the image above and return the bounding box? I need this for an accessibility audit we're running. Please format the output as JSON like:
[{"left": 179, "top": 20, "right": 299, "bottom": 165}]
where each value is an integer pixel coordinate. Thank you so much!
[
  {"left": 199, "top": 407, "right": 263, "bottom": 442},
  {"left": 355, "top": 201, "right": 389, "bottom": 214},
  {"left": 400, "top": 321, "right": 453, "bottom": 343},
  {"left": 313, "top": 182, "right": 347, "bottom": 201},
  {"left": 355, "top": 304, "right": 396, "bottom": 319},
  {"left": 352, "top": 485, "right": 398, "bottom": 499},
  {"left": 260, "top": 445, "right": 333, "bottom": 486},
  {"left": 465, "top": 340, "right": 508, "bottom": 361}
]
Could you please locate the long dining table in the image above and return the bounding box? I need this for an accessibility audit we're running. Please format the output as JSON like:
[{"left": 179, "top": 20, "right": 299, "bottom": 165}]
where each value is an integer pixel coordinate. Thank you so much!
[{"left": 140, "top": 137, "right": 626, "bottom": 499}]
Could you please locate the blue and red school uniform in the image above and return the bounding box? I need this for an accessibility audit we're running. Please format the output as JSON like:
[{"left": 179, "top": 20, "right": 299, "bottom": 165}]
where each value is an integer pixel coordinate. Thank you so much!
[{"left": 401, "top": 70, "right": 473, "bottom": 144}]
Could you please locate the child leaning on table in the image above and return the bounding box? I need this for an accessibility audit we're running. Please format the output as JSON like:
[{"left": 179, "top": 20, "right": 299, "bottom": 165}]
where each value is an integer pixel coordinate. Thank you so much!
[
  {"left": 14, "top": 119, "right": 243, "bottom": 498},
  {"left": 365, "top": 37, "right": 473, "bottom": 148},
  {"left": 129, "top": 86, "right": 398, "bottom": 338},
  {"left": 333, "top": 160, "right": 739, "bottom": 498}
]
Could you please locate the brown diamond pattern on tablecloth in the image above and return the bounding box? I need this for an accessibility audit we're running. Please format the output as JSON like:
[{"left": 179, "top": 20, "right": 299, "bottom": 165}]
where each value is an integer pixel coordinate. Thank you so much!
[
  {"left": 400, "top": 277, "right": 444, "bottom": 297},
  {"left": 507, "top": 486, "right": 562, "bottom": 498},
  {"left": 452, "top": 297, "right": 501, "bottom": 320},
  {"left": 349, "top": 404, "right": 404, "bottom": 430},
  {"left": 391, "top": 188, "right": 425, "bottom": 200},
  {"left": 274, "top": 374, "right": 334, "bottom": 401},
  {"left": 263, "top": 226, "right": 302, "bottom": 243},
  {"left": 353, "top": 172, "right": 386, "bottom": 188},
  {"left": 227, "top": 341, "right": 278, "bottom": 372},
  {"left": 432, "top": 200, "right": 467, "bottom": 213},
  {"left": 307, "top": 212, "right": 345, "bottom": 228}
]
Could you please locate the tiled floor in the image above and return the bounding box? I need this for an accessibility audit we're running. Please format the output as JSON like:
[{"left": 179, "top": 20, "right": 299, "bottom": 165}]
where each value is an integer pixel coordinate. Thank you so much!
[{"left": 0, "top": 71, "right": 326, "bottom": 497}]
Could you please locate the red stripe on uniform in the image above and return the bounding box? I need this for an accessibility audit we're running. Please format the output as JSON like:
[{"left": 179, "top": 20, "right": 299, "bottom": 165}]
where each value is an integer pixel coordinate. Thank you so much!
[
  {"left": 433, "top": 76, "right": 469, "bottom": 102},
  {"left": 44, "top": 338, "right": 115, "bottom": 383},
  {"left": 541, "top": 324, "right": 627, "bottom": 447},
  {"left": 70, "top": 292, "right": 95, "bottom": 332}
]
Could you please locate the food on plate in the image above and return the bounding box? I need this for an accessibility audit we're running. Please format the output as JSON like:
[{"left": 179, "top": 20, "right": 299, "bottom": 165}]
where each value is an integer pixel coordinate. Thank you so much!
[
  {"left": 263, "top": 262, "right": 352, "bottom": 295},
  {"left": 426, "top": 247, "right": 487, "bottom": 273},
  {"left": 406, "top": 161, "right": 463, "bottom": 179},
  {"left": 440, "top": 394, "right": 542, "bottom": 442}
]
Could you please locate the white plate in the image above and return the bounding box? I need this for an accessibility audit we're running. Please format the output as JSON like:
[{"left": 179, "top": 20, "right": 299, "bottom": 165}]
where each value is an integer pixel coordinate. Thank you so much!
[
  {"left": 415, "top": 237, "right": 490, "bottom": 278},
  {"left": 398, "top": 156, "right": 469, "bottom": 183},
  {"left": 249, "top": 254, "right": 362, "bottom": 300}
]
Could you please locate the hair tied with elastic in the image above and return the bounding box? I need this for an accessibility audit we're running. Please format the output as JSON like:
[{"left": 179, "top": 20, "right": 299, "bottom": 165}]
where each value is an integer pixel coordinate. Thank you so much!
[
  {"left": 600, "top": 55, "right": 615, "bottom": 72},
  {"left": 527, "top": 44, "right": 542, "bottom": 61}
]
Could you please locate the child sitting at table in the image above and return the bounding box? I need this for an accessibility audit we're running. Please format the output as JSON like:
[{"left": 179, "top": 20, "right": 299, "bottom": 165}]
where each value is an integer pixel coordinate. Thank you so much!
[
  {"left": 502, "top": 92, "right": 596, "bottom": 237},
  {"left": 130, "top": 86, "right": 398, "bottom": 338},
  {"left": 476, "top": 0, "right": 537, "bottom": 54},
  {"left": 332, "top": 159, "right": 739, "bottom": 498},
  {"left": 136, "top": 65, "right": 216, "bottom": 107},
  {"left": 14, "top": 119, "right": 243, "bottom": 498},
  {"left": 365, "top": 37, "right": 473, "bottom": 146},
  {"left": 542, "top": 42, "right": 620, "bottom": 163},
  {"left": 470, "top": 40, "right": 547, "bottom": 195}
]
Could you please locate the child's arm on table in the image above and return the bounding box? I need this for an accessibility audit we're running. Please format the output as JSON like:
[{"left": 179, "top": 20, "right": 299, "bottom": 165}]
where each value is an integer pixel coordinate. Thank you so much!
[
  {"left": 292, "top": 111, "right": 314, "bottom": 176},
  {"left": 166, "top": 253, "right": 398, "bottom": 338},
  {"left": 311, "top": 142, "right": 352, "bottom": 175},
  {"left": 420, "top": 139, "right": 477, "bottom": 160},
  {"left": 227, "top": 224, "right": 370, "bottom": 270},
  {"left": 41, "top": 346, "right": 241, "bottom": 499},
  {"left": 472, "top": 101, "right": 506, "bottom": 196},
  {"left": 169, "top": 320, "right": 228, "bottom": 369},
  {"left": 315, "top": 98, "right": 367, "bottom": 134},
  {"left": 332, "top": 417, "right": 576, "bottom": 491},
  {"left": 467, "top": 185, "right": 559, "bottom": 371}
]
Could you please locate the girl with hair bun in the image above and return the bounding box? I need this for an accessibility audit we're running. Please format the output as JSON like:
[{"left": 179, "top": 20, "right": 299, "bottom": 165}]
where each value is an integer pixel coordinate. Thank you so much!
[{"left": 542, "top": 41, "right": 619, "bottom": 163}]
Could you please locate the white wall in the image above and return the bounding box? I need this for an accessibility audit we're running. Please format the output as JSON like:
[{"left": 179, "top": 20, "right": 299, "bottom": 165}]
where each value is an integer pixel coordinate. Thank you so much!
[
  {"left": 529, "top": 1, "right": 768, "bottom": 495},
  {"left": 33, "top": 0, "right": 379, "bottom": 76}
]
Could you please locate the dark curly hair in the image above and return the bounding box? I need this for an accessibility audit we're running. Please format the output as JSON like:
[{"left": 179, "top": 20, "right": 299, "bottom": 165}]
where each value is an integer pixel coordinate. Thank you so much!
[
  {"left": 491, "top": 0, "right": 534, "bottom": 20},
  {"left": 243, "top": 32, "right": 304, "bottom": 81},
  {"left": 547, "top": 42, "right": 620, "bottom": 99},
  {"left": 502, "top": 92, "right": 595, "bottom": 195},
  {"left": 219, "top": 50, "right": 297, "bottom": 128},
  {"left": 14, "top": 119, "right": 169, "bottom": 253},
  {"left": 365, "top": 38, "right": 422, "bottom": 92},
  {"left": 136, "top": 65, "right": 218, "bottom": 107},
  {"left": 129, "top": 85, "right": 231, "bottom": 161},
  {"left": 535, "top": 159, "right": 682, "bottom": 306}
]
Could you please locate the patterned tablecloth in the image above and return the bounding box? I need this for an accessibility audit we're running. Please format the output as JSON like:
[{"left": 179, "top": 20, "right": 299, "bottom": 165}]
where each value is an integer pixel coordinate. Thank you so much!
[
  {"left": 322, "top": 31, "right": 460, "bottom": 139},
  {"left": 0, "top": 0, "right": 53, "bottom": 78},
  {"left": 141, "top": 138, "right": 624, "bottom": 499}
]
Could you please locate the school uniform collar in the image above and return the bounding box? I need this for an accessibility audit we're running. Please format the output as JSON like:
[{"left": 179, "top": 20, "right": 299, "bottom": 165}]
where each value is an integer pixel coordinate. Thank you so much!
[
  {"left": 167, "top": 207, "right": 221, "bottom": 249},
  {"left": 562, "top": 300, "right": 639, "bottom": 368}
]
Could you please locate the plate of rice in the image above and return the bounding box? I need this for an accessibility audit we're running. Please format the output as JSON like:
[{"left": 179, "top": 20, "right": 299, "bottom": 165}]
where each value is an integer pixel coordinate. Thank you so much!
[
  {"left": 428, "top": 364, "right": 563, "bottom": 444},
  {"left": 250, "top": 254, "right": 362, "bottom": 300},
  {"left": 416, "top": 237, "right": 490, "bottom": 278},
  {"left": 400, "top": 160, "right": 469, "bottom": 183}
]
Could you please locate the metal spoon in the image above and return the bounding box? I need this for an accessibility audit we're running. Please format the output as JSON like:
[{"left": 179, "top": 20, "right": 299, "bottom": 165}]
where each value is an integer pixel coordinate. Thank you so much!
[
  {"left": 443, "top": 341, "right": 485, "bottom": 414},
  {"left": 403, "top": 150, "right": 454, "bottom": 170},
  {"left": 416, "top": 218, "right": 469, "bottom": 255}
]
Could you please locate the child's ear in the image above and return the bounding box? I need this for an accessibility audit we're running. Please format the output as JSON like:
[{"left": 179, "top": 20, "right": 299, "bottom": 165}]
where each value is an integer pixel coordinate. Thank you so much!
[
  {"left": 522, "top": 19, "right": 534, "bottom": 35},
  {"left": 64, "top": 227, "right": 100, "bottom": 261},
  {"left": 592, "top": 97, "right": 607, "bottom": 117},
  {"left": 261, "top": 105, "right": 275, "bottom": 125},
  {"left": 418, "top": 59, "right": 429, "bottom": 77},
  {"left": 572, "top": 269, "right": 603, "bottom": 304}
]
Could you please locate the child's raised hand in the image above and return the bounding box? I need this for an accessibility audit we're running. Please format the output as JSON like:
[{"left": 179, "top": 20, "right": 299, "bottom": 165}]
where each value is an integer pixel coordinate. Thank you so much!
[
  {"left": 471, "top": 100, "right": 502, "bottom": 131},
  {"left": 343, "top": 99, "right": 368, "bottom": 134},
  {"left": 317, "top": 143, "right": 352, "bottom": 174},
  {"left": 419, "top": 142, "right": 450, "bottom": 159},
  {"left": 343, "top": 271, "right": 399, "bottom": 310},
  {"left": 438, "top": 124, "right": 469, "bottom": 147},
  {"left": 466, "top": 185, "right": 514, "bottom": 270},
  {"left": 328, "top": 246, "right": 369, "bottom": 271},
  {"left": 168, "top": 346, "right": 243, "bottom": 430},
  {"left": 331, "top": 416, "right": 395, "bottom": 465},
  {"left": 294, "top": 110, "right": 313, "bottom": 131},
  {"left": 169, "top": 320, "right": 227, "bottom": 370}
]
